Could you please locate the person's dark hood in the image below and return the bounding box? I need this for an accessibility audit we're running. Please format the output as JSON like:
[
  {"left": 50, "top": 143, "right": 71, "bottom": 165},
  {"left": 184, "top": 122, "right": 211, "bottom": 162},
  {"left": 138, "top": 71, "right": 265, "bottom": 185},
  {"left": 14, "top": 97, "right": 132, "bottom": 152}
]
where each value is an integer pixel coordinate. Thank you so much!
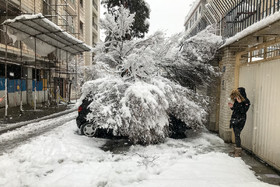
[{"left": 238, "top": 87, "right": 247, "bottom": 99}]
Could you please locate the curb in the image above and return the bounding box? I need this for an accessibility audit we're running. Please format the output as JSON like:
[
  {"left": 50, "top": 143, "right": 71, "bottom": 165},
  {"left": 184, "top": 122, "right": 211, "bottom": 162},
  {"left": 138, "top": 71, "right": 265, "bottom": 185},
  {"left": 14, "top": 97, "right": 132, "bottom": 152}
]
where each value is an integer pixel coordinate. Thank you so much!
[{"left": 0, "top": 107, "right": 77, "bottom": 135}]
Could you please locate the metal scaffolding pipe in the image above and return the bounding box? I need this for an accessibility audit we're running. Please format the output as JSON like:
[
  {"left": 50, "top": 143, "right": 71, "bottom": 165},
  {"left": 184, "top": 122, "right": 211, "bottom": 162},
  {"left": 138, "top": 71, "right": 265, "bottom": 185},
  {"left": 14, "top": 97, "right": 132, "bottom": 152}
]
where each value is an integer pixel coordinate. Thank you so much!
[
  {"left": 34, "top": 37, "right": 37, "bottom": 110},
  {"left": 4, "top": 0, "right": 8, "bottom": 120}
]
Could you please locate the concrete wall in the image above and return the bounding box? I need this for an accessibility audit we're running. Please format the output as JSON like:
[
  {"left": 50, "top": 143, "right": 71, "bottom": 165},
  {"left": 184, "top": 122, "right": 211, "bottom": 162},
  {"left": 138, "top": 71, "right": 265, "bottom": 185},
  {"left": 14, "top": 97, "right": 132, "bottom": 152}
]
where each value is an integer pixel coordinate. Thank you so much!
[
  {"left": 84, "top": 0, "right": 93, "bottom": 66},
  {"left": 0, "top": 90, "right": 47, "bottom": 108},
  {"left": 84, "top": 0, "right": 100, "bottom": 66},
  {"left": 0, "top": 91, "right": 26, "bottom": 108}
]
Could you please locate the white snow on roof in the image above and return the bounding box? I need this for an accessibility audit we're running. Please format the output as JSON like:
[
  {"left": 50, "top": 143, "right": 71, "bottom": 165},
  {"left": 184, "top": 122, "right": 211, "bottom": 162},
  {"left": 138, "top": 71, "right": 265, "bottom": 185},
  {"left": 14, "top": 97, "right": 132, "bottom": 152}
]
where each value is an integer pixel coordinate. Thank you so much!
[
  {"left": 222, "top": 11, "right": 280, "bottom": 48},
  {"left": 2, "top": 13, "right": 92, "bottom": 55}
]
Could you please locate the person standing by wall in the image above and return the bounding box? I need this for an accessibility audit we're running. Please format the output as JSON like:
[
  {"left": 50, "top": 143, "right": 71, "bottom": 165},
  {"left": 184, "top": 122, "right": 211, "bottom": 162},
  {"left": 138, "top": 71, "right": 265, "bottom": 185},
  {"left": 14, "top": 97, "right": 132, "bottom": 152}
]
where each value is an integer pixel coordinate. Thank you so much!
[{"left": 228, "top": 87, "right": 250, "bottom": 157}]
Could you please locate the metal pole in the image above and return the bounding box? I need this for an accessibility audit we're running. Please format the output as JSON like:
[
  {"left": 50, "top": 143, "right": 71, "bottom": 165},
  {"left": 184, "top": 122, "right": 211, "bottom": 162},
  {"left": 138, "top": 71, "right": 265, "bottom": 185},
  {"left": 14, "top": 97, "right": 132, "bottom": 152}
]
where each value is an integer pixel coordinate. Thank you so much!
[
  {"left": 65, "top": 3, "right": 69, "bottom": 103},
  {"left": 4, "top": 0, "right": 9, "bottom": 120},
  {"left": 34, "top": 37, "right": 37, "bottom": 110},
  {"left": 75, "top": 55, "right": 78, "bottom": 102},
  {"left": 34, "top": 0, "right": 36, "bottom": 14},
  {"left": 59, "top": 49, "right": 61, "bottom": 102},
  {"left": 48, "top": 59, "right": 51, "bottom": 106},
  {"left": 269, "top": 0, "right": 271, "bottom": 16},
  {"left": 262, "top": 0, "right": 265, "bottom": 19},
  {"left": 77, "top": 0, "right": 80, "bottom": 102},
  {"left": 66, "top": 52, "right": 69, "bottom": 103},
  {"left": 43, "top": 59, "right": 46, "bottom": 104},
  {"left": 20, "top": 0, "right": 23, "bottom": 113},
  {"left": 20, "top": 41, "right": 23, "bottom": 113}
]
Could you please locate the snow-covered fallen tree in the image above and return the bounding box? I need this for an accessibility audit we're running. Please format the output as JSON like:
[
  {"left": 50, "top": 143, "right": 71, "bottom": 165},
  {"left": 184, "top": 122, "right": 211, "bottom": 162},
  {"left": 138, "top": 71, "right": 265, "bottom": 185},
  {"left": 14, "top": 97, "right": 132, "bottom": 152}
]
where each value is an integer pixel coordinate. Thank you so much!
[
  {"left": 80, "top": 6, "right": 223, "bottom": 145},
  {"left": 153, "top": 26, "right": 223, "bottom": 89},
  {"left": 81, "top": 76, "right": 206, "bottom": 144}
]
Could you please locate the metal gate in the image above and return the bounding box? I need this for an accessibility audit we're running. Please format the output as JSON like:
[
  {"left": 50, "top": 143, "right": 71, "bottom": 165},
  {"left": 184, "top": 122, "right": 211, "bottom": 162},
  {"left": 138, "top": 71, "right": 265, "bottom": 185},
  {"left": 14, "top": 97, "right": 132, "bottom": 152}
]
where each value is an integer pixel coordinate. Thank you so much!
[{"left": 239, "top": 59, "right": 280, "bottom": 170}]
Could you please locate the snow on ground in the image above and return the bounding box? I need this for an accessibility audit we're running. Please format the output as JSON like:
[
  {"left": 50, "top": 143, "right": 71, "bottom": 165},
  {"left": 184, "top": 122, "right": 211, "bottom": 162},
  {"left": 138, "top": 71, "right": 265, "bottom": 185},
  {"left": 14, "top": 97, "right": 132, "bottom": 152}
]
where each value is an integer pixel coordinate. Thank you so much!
[
  {"left": 0, "top": 118, "right": 274, "bottom": 187},
  {"left": 0, "top": 112, "right": 76, "bottom": 143}
]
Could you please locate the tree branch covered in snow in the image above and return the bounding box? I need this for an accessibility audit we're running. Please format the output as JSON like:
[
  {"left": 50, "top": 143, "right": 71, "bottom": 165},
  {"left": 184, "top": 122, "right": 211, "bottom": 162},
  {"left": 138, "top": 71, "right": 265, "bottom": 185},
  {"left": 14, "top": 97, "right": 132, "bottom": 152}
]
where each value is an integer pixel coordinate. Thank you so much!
[
  {"left": 82, "top": 8, "right": 223, "bottom": 145},
  {"left": 102, "top": 0, "right": 150, "bottom": 38},
  {"left": 157, "top": 26, "right": 223, "bottom": 89},
  {"left": 81, "top": 76, "right": 206, "bottom": 145}
]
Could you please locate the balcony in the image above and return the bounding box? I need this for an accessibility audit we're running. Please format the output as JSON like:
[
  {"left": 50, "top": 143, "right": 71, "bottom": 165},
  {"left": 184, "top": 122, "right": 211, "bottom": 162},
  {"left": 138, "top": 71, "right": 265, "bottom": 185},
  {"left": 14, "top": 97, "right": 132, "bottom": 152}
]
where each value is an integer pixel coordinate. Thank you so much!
[{"left": 221, "top": 0, "right": 280, "bottom": 37}]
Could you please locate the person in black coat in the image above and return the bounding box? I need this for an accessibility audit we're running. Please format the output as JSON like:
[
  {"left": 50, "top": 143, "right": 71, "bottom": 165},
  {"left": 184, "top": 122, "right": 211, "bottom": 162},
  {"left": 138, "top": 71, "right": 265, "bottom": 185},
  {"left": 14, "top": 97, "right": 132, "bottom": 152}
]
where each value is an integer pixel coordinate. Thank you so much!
[{"left": 228, "top": 87, "right": 250, "bottom": 157}]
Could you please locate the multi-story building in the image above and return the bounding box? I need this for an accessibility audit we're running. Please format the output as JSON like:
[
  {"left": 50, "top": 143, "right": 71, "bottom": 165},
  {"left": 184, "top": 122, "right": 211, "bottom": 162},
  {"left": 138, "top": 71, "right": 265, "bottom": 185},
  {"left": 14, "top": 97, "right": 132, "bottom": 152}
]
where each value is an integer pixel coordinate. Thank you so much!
[
  {"left": 84, "top": 0, "right": 100, "bottom": 66},
  {"left": 184, "top": 0, "right": 208, "bottom": 37},
  {"left": 185, "top": 0, "right": 280, "bottom": 171},
  {"left": 0, "top": 0, "right": 100, "bottom": 115}
]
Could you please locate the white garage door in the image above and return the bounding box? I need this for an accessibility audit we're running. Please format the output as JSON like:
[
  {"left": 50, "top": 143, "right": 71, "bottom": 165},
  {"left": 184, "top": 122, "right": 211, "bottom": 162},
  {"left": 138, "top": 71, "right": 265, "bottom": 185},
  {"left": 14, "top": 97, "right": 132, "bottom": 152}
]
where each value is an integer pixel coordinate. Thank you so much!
[{"left": 239, "top": 59, "right": 280, "bottom": 170}]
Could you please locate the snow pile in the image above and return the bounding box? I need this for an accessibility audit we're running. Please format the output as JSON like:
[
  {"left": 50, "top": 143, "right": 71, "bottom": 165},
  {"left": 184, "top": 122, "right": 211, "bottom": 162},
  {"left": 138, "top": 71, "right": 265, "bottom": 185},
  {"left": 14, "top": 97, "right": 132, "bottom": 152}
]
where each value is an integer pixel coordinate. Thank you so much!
[{"left": 0, "top": 119, "right": 275, "bottom": 187}]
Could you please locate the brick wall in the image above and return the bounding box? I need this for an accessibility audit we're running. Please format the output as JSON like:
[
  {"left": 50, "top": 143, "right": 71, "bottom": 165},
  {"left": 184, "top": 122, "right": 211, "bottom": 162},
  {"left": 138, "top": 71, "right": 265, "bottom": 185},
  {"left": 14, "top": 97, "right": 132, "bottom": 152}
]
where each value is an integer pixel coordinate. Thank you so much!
[{"left": 218, "top": 47, "right": 238, "bottom": 142}]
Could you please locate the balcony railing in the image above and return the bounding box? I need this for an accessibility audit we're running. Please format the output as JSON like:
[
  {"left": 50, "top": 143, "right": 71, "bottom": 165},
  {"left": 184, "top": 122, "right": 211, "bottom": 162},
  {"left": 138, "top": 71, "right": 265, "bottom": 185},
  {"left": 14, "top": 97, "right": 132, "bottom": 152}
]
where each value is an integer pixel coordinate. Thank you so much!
[{"left": 221, "top": 0, "right": 280, "bottom": 37}]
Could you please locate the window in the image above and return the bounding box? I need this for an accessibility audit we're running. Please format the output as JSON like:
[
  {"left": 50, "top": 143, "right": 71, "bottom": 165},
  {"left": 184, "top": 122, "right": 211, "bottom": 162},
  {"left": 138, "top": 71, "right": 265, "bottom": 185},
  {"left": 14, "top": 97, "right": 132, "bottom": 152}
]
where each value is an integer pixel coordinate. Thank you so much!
[
  {"left": 199, "top": 6, "right": 201, "bottom": 13},
  {"left": 80, "top": 0, "right": 83, "bottom": 7},
  {"left": 92, "top": 0, "right": 98, "bottom": 10},
  {"left": 190, "top": 18, "right": 193, "bottom": 28},
  {"left": 69, "top": 0, "right": 75, "bottom": 5},
  {"left": 32, "top": 69, "right": 41, "bottom": 81},
  {"left": 92, "top": 36, "right": 96, "bottom": 46},
  {"left": 43, "top": 0, "right": 52, "bottom": 16},
  {"left": 63, "top": 11, "right": 75, "bottom": 33},
  {"left": 80, "top": 21, "right": 84, "bottom": 35}
]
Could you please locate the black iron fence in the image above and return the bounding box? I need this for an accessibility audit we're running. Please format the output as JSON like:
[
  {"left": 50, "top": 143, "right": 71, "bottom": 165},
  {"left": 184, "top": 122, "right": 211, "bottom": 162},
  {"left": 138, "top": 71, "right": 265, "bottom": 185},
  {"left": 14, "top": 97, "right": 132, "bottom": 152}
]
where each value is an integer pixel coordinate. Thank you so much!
[{"left": 221, "top": 0, "right": 280, "bottom": 37}]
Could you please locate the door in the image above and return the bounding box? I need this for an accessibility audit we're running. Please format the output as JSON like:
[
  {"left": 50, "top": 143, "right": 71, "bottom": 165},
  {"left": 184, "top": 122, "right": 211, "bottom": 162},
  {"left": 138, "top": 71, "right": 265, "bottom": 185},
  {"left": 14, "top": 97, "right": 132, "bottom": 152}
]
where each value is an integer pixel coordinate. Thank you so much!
[{"left": 239, "top": 59, "right": 280, "bottom": 170}]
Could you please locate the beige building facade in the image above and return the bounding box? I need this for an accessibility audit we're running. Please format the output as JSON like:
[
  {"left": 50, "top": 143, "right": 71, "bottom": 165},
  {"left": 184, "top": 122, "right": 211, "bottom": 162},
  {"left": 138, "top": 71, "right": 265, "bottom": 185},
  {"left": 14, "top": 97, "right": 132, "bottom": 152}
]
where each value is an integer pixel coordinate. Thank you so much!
[
  {"left": 0, "top": 0, "right": 99, "bottom": 114},
  {"left": 84, "top": 0, "right": 100, "bottom": 66}
]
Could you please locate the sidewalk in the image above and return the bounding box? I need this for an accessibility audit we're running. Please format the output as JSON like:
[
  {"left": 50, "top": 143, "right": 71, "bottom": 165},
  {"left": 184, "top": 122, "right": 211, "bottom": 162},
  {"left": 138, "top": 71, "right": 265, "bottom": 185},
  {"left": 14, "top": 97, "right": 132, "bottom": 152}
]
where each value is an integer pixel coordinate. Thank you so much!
[
  {"left": 226, "top": 144, "right": 280, "bottom": 186},
  {"left": 0, "top": 103, "right": 77, "bottom": 133}
]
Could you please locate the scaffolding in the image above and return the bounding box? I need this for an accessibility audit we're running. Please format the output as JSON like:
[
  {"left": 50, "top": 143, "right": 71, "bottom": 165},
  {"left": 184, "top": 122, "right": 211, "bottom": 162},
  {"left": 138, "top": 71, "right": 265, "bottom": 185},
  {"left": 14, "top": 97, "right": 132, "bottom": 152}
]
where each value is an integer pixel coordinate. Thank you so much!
[{"left": 0, "top": 0, "right": 91, "bottom": 119}]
